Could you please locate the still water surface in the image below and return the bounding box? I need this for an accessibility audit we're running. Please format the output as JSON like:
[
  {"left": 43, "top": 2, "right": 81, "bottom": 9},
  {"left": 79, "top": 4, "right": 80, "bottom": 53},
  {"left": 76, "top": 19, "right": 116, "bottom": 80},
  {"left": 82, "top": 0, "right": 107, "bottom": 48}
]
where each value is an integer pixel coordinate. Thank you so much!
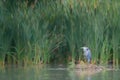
[{"left": 0, "top": 65, "right": 120, "bottom": 80}]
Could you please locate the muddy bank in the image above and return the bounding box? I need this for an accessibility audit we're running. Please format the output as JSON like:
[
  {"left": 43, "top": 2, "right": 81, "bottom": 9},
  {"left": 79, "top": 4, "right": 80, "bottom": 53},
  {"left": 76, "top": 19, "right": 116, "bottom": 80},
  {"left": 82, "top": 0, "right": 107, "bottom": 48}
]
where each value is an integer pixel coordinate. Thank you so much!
[{"left": 74, "top": 64, "right": 114, "bottom": 76}]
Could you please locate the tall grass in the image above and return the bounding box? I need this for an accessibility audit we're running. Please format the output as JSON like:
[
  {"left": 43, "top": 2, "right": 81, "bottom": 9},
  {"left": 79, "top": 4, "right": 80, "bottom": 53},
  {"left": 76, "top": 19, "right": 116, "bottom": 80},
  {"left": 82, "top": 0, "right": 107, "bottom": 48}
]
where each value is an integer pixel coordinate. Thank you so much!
[{"left": 0, "top": 0, "right": 120, "bottom": 67}]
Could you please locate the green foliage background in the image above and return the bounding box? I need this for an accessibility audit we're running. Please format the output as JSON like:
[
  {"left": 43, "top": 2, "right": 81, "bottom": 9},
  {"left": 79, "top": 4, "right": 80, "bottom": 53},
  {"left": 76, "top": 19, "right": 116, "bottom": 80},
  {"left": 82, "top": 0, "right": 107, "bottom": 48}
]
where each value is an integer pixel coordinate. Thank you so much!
[{"left": 0, "top": 0, "right": 120, "bottom": 67}]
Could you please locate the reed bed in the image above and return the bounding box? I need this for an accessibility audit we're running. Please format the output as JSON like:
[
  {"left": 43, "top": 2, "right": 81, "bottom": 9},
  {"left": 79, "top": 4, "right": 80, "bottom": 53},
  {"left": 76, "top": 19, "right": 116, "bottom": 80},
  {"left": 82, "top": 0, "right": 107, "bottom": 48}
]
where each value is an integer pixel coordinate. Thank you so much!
[{"left": 0, "top": 0, "right": 120, "bottom": 67}]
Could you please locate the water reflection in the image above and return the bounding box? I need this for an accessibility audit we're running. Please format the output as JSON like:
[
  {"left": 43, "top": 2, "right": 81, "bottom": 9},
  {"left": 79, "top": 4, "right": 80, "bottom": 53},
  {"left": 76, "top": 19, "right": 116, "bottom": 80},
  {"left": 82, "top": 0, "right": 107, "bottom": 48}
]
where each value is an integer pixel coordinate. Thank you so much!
[
  {"left": 69, "top": 69, "right": 92, "bottom": 80},
  {"left": 0, "top": 65, "right": 120, "bottom": 80},
  {"left": 87, "top": 76, "right": 91, "bottom": 80}
]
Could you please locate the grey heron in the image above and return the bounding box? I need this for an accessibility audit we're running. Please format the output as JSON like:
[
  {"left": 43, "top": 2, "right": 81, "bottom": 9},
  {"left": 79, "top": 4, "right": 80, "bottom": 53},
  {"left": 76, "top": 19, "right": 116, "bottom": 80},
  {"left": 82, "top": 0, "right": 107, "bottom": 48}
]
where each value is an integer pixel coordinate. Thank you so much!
[{"left": 81, "top": 47, "right": 91, "bottom": 63}]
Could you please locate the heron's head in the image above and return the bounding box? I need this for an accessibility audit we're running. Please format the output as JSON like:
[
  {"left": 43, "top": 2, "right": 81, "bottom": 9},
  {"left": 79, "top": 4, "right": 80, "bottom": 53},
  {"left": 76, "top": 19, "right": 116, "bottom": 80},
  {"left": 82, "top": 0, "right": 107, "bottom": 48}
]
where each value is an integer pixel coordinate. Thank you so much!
[{"left": 81, "top": 47, "right": 89, "bottom": 52}]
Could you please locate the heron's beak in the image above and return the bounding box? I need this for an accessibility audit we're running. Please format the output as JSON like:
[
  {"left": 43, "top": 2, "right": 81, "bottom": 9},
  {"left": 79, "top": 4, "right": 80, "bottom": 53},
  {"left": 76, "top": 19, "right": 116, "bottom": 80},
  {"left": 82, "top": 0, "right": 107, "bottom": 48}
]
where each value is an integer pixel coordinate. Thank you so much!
[{"left": 81, "top": 47, "right": 84, "bottom": 49}]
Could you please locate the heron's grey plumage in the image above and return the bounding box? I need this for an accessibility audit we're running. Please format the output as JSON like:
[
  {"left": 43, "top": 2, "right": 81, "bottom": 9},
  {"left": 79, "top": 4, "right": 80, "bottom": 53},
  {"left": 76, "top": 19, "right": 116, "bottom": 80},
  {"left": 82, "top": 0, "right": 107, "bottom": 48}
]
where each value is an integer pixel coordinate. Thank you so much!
[{"left": 81, "top": 47, "right": 91, "bottom": 63}]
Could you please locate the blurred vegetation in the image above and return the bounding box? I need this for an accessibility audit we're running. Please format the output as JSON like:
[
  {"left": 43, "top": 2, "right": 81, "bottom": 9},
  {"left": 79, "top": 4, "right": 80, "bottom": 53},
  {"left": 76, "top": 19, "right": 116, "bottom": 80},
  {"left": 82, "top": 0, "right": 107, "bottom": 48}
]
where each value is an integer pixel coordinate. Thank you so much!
[{"left": 0, "top": 0, "right": 120, "bottom": 68}]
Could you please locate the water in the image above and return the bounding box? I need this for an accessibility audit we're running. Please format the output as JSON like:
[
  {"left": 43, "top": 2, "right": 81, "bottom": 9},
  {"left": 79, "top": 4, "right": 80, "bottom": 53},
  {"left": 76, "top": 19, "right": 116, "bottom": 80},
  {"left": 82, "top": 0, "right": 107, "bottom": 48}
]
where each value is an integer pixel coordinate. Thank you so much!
[{"left": 0, "top": 65, "right": 120, "bottom": 80}]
